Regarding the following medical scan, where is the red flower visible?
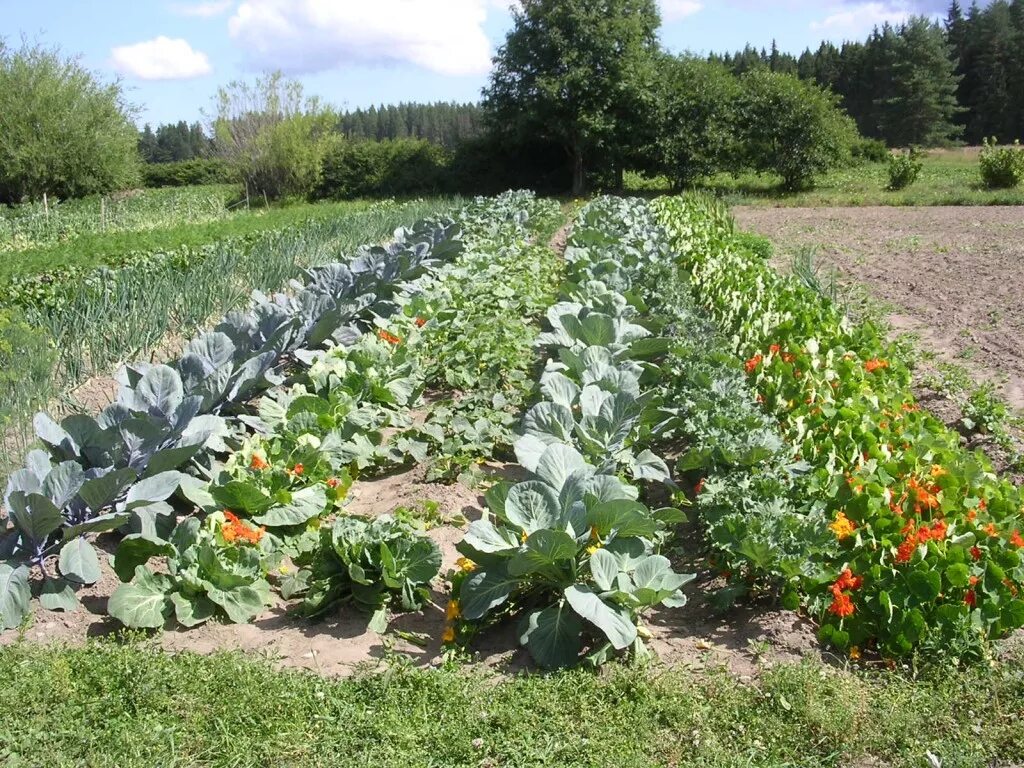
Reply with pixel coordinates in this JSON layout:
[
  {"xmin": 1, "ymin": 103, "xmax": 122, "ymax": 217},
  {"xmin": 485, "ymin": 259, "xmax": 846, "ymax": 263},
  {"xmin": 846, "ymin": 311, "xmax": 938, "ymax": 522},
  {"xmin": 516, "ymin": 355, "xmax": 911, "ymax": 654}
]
[
  {"xmin": 289, "ymin": 463, "xmax": 304, "ymax": 477},
  {"xmin": 964, "ymin": 590, "xmax": 977, "ymax": 608},
  {"xmin": 377, "ymin": 329, "xmax": 402, "ymax": 345},
  {"xmin": 895, "ymin": 536, "xmax": 916, "ymax": 564},
  {"xmin": 694, "ymin": 478, "xmax": 705, "ymax": 495},
  {"xmin": 828, "ymin": 592, "xmax": 855, "ymax": 618},
  {"xmin": 769, "ymin": 344, "xmax": 781, "ymax": 355},
  {"xmin": 415, "ymin": 317, "xmax": 427, "ymax": 328},
  {"xmin": 970, "ymin": 546, "xmax": 982, "ymax": 561},
  {"xmin": 326, "ymin": 477, "xmax": 339, "ymax": 489},
  {"xmin": 250, "ymin": 454, "xmax": 269, "ymax": 471},
  {"xmin": 834, "ymin": 568, "xmax": 863, "ymax": 592},
  {"xmin": 864, "ymin": 359, "xmax": 889, "ymax": 373},
  {"xmin": 744, "ymin": 354, "xmax": 763, "ymax": 374},
  {"xmin": 1011, "ymin": 531, "xmax": 1024, "ymax": 548}
]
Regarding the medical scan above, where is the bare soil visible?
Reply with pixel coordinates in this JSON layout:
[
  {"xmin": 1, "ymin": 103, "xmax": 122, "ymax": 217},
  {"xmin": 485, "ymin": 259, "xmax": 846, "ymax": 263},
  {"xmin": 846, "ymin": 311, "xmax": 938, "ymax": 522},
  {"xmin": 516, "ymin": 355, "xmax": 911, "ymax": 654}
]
[{"xmin": 733, "ymin": 205, "xmax": 1024, "ymax": 410}]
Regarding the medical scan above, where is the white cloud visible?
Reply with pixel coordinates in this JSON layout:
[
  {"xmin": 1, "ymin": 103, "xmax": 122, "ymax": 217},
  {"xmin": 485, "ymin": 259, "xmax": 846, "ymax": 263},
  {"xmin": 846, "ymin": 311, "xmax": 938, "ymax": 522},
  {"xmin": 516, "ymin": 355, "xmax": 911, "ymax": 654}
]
[
  {"xmin": 660, "ymin": 0, "xmax": 704, "ymax": 21},
  {"xmin": 111, "ymin": 36, "xmax": 213, "ymax": 80},
  {"xmin": 810, "ymin": 2, "xmax": 911, "ymax": 33},
  {"xmin": 227, "ymin": 0, "xmax": 494, "ymax": 77},
  {"xmin": 170, "ymin": 1, "xmax": 233, "ymax": 18}
]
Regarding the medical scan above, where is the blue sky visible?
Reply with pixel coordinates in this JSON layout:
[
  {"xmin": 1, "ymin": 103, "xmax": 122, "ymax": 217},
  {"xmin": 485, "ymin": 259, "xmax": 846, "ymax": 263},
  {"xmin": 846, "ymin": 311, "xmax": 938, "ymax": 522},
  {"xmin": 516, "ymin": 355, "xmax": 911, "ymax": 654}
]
[{"xmin": 1, "ymin": 0, "xmax": 960, "ymax": 127}]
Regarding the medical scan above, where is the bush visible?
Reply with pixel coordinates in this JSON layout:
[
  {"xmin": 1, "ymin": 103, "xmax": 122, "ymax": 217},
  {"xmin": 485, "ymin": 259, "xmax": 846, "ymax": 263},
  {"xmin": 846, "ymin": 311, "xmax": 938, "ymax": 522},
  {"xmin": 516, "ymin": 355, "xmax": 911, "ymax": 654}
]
[
  {"xmin": 142, "ymin": 159, "xmax": 233, "ymax": 188},
  {"xmin": 734, "ymin": 231, "xmax": 773, "ymax": 259},
  {"xmin": 0, "ymin": 41, "xmax": 139, "ymax": 204},
  {"xmin": 851, "ymin": 137, "xmax": 889, "ymax": 164},
  {"xmin": 887, "ymin": 148, "xmax": 924, "ymax": 190},
  {"xmin": 979, "ymin": 137, "xmax": 1024, "ymax": 189},
  {"xmin": 735, "ymin": 70, "xmax": 858, "ymax": 191},
  {"xmin": 316, "ymin": 139, "xmax": 449, "ymax": 200}
]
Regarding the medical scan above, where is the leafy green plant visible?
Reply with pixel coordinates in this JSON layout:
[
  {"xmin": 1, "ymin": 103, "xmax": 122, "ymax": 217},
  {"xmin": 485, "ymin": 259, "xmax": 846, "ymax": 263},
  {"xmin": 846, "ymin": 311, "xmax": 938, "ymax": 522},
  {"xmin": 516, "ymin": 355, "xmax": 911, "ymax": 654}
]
[
  {"xmin": 109, "ymin": 513, "xmax": 273, "ymax": 629},
  {"xmin": 452, "ymin": 444, "xmax": 690, "ymax": 668},
  {"xmin": 297, "ymin": 515, "xmax": 441, "ymax": 632},
  {"xmin": 887, "ymin": 148, "xmax": 923, "ymax": 190},
  {"xmin": 979, "ymin": 138, "xmax": 1024, "ymax": 189}
]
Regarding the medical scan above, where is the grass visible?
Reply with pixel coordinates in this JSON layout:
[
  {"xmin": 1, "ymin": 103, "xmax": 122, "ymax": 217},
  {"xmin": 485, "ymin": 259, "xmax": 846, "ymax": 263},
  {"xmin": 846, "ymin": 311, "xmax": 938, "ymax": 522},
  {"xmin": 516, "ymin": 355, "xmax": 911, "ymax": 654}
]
[
  {"xmin": 0, "ymin": 196, "xmax": 458, "ymax": 281},
  {"xmin": 1, "ymin": 639, "xmax": 1023, "ymax": 767},
  {"xmin": 626, "ymin": 148, "xmax": 1024, "ymax": 207}
]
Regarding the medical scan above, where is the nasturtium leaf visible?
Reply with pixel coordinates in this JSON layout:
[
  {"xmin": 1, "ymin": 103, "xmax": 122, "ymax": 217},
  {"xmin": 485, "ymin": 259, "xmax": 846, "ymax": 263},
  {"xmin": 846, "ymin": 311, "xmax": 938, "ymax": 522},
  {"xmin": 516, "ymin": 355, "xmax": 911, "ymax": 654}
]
[
  {"xmin": 564, "ymin": 584, "xmax": 637, "ymax": 650},
  {"xmin": 520, "ymin": 603, "xmax": 583, "ymax": 669},
  {"xmin": 211, "ymin": 481, "xmax": 274, "ymax": 515},
  {"xmin": 944, "ymin": 563, "xmax": 970, "ymax": 589},
  {"xmin": 907, "ymin": 570, "xmax": 942, "ymax": 602},
  {"xmin": 59, "ymin": 538, "xmax": 101, "ymax": 585}
]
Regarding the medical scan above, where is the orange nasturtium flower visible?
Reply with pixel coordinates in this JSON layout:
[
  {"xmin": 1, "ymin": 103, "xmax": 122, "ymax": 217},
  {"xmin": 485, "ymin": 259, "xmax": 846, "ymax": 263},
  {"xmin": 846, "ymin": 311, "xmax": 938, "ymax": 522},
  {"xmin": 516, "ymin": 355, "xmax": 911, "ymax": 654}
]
[
  {"xmin": 1011, "ymin": 530, "xmax": 1024, "ymax": 548},
  {"xmin": 377, "ymin": 329, "xmax": 402, "ymax": 345},
  {"xmin": 829, "ymin": 512, "xmax": 857, "ymax": 541},
  {"xmin": 250, "ymin": 454, "xmax": 269, "ymax": 471},
  {"xmin": 744, "ymin": 354, "xmax": 763, "ymax": 374},
  {"xmin": 222, "ymin": 510, "xmax": 266, "ymax": 546},
  {"xmin": 289, "ymin": 463, "xmax": 305, "ymax": 477},
  {"xmin": 415, "ymin": 317, "xmax": 427, "ymax": 328},
  {"xmin": 864, "ymin": 359, "xmax": 889, "ymax": 373},
  {"xmin": 441, "ymin": 626, "xmax": 456, "ymax": 644},
  {"xmin": 828, "ymin": 592, "xmax": 855, "ymax": 618}
]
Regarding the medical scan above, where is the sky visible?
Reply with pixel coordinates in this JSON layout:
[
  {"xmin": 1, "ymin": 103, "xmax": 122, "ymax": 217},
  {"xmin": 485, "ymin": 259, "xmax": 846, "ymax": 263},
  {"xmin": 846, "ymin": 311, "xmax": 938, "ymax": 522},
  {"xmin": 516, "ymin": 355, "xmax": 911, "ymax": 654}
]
[{"xmin": 1, "ymin": 0, "xmax": 966, "ymax": 127}]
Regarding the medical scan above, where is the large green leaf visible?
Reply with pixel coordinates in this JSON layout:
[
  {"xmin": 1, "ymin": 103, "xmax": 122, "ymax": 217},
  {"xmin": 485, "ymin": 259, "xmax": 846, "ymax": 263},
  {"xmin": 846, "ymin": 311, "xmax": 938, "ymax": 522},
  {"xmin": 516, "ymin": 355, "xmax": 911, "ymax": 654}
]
[
  {"xmin": 586, "ymin": 499, "xmax": 657, "ymax": 539},
  {"xmin": 113, "ymin": 534, "xmax": 176, "ymax": 582},
  {"xmin": 460, "ymin": 568, "xmax": 517, "ymax": 621},
  {"xmin": 7, "ymin": 492, "xmax": 63, "ymax": 545},
  {"xmin": 210, "ymin": 480, "xmax": 274, "ymax": 515},
  {"xmin": 206, "ymin": 583, "xmax": 269, "ymax": 624},
  {"xmin": 401, "ymin": 538, "xmax": 442, "ymax": 584},
  {"xmin": 534, "ymin": 444, "xmax": 592, "ymax": 494},
  {"xmin": 41, "ymin": 461, "xmax": 86, "ymax": 509},
  {"xmin": 508, "ymin": 529, "xmax": 578, "ymax": 580},
  {"xmin": 564, "ymin": 584, "xmax": 637, "ymax": 650},
  {"xmin": 461, "ymin": 520, "xmax": 520, "ymax": 555},
  {"xmin": 0, "ymin": 563, "xmax": 31, "ymax": 630},
  {"xmin": 503, "ymin": 481, "xmax": 562, "ymax": 534},
  {"xmin": 125, "ymin": 471, "xmax": 184, "ymax": 509},
  {"xmin": 63, "ymin": 512, "xmax": 131, "ymax": 540},
  {"xmin": 59, "ymin": 538, "xmax": 101, "ymax": 585},
  {"xmin": 253, "ymin": 486, "xmax": 326, "ymax": 527},
  {"xmin": 907, "ymin": 570, "xmax": 942, "ymax": 602},
  {"xmin": 108, "ymin": 566, "xmax": 172, "ymax": 629},
  {"xmin": 40, "ymin": 577, "xmax": 79, "ymax": 612},
  {"xmin": 520, "ymin": 603, "xmax": 583, "ymax": 669},
  {"xmin": 589, "ymin": 548, "xmax": 619, "ymax": 591}
]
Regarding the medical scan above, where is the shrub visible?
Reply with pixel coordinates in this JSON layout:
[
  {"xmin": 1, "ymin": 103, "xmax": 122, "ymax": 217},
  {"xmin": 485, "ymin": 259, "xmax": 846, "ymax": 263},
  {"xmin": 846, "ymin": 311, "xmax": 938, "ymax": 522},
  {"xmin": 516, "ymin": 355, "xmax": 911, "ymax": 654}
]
[
  {"xmin": 735, "ymin": 70, "xmax": 858, "ymax": 191},
  {"xmin": 887, "ymin": 148, "xmax": 924, "ymax": 190},
  {"xmin": 0, "ymin": 41, "xmax": 139, "ymax": 204},
  {"xmin": 142, "ymin": 159, "xmax": 234, "ymax": 188},
  {"xmin": 316, "ymin": 139, "xmax": 449, "ymax": 200},
  {"xmin": 979, "ymin": 138, "xmax": 1024, "ymax": 189},
  {"xmin": 851, "ymin": 137, "xmax": 890, "ymax": 164},
  {"xmin": 734, "ymin": 231, "xmax": 773, "ymax": 259}
]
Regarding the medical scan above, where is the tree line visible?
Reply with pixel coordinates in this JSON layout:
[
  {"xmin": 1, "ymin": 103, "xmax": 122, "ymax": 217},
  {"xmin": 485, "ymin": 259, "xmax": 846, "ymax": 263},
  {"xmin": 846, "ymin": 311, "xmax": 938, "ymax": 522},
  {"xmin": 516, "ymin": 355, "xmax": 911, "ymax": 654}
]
[{"xmin": 713, "ymin": 1, "xmax": 1024, "ymax": 147}]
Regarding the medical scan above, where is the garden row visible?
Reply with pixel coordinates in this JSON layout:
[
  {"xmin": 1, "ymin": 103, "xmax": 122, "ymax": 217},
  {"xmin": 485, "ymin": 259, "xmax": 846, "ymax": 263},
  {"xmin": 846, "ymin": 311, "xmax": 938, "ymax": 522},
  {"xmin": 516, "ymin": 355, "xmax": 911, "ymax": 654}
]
[
  {"xmin": 0, "ymin": 191, "xmax": 561, "ymax": 636},
  {"xmin": 652, "ymin": 195, "xmax": 1024, "ymax": 662},
  {"xmin": 0, "ymin": 198, "xmax": 453, "ymax": 474}
]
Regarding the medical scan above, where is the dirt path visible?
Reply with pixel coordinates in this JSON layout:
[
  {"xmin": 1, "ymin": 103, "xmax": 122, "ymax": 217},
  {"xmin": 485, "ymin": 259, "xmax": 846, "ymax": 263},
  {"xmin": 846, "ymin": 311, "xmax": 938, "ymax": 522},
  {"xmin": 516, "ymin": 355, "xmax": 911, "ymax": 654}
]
[{"xmin": 734, "ymin": 206, "xmax": 1024, "ymax": 412}]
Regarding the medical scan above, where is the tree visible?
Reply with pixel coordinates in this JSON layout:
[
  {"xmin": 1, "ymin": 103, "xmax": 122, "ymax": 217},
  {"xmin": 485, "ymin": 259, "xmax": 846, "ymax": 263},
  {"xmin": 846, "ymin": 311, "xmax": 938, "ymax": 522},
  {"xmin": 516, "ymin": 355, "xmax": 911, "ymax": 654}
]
[
  {"xmin": 212, "ymin": 71, "xmax": 336, "ymax": 200},
  {"xmin": 876, "ymin": 18, "xmax": 962, "ymax": 146},
  {"xmin": 0, "ymin": 40, "xmax": 139, "ymax": 204},
  {"xmin": 736, "ymin": 69, "xmax": 857, "ymax": 190},
  {"xmin": 653, "ymin": 56, "xmax": 740, "ymax": 188},
  {"xmin": 484, "ymin": 0, "xmax": 662, "ymax": 195}
]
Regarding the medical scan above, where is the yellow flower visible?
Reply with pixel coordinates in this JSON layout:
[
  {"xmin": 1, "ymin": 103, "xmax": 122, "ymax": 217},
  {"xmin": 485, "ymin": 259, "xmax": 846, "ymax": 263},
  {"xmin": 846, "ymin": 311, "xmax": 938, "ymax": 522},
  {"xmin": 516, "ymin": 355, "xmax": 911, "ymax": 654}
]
[
  {"xmin": 849, "ymin": 646, "xmax": 861, "ymax": 660},
  {"xmin": 441, "ymin": 626, "xmax": 456, "ymax": 644},
  {"xmin": 931, "ymin": 464, "xmax": 948, "ymax": 478},
  {"xmin": 455, "ymin": 556, "xmax": 477, "ymax": 573},
  {"xmin": 586, "ymin": 545, "xmax": 602, "ymax": 555},
  {"xmin": 446, "ymin": 600, "xmax": 461, "ymax": 621},
  {"xmin": 829, "ymin": 511, "xmax": 856, "ymax": 541},
  {"xmin": 520, "ymin": 531, "xmax": 528, "ymax": 544},
  {"xmin": 588, "ymin": 525, "xmax": 601, "ymax": 543}
]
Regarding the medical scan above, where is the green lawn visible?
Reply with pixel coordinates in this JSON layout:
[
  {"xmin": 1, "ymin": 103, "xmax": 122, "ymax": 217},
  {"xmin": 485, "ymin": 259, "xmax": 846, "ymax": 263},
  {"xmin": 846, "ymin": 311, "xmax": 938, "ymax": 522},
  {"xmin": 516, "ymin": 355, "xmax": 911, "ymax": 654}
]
[
  {"xmin": 627, "ymin": 149, "xmax": 1024, "ymax": 207},
  {"xmin": 1, "ymin": 640, "xmax": 1022, "ymax": 767}
]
